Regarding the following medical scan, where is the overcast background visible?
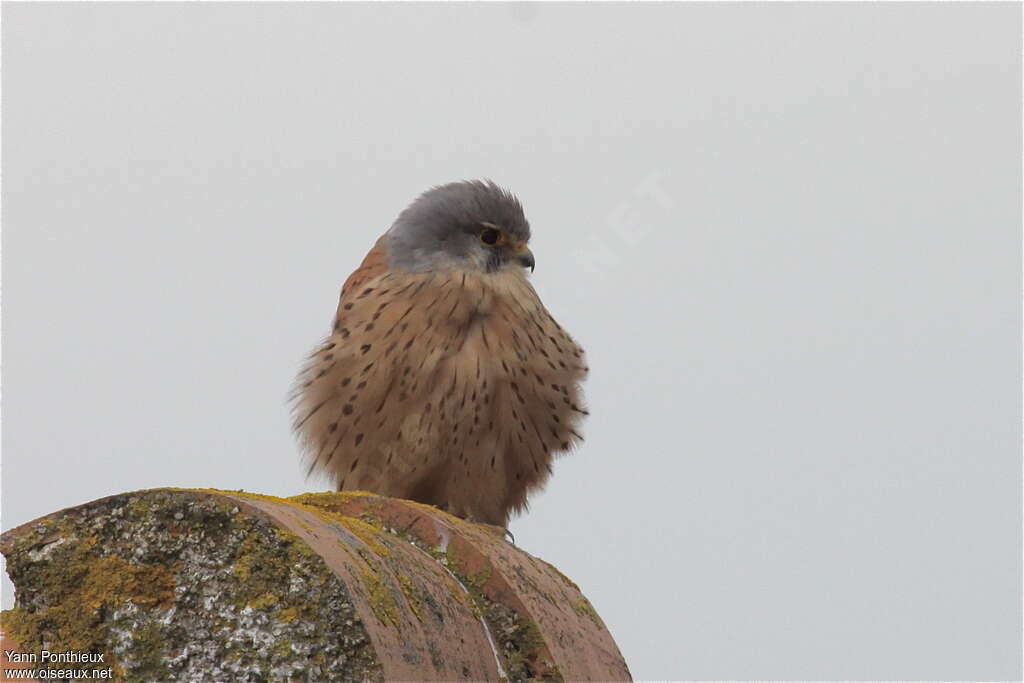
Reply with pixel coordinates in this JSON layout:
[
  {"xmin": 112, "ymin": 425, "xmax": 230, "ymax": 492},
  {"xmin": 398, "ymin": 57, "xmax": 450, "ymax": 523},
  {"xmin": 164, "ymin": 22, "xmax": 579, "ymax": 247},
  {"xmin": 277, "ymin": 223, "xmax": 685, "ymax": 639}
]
[{"xmin": 2, "ymin": 3, "xmax": 1021, "ymax": 680}]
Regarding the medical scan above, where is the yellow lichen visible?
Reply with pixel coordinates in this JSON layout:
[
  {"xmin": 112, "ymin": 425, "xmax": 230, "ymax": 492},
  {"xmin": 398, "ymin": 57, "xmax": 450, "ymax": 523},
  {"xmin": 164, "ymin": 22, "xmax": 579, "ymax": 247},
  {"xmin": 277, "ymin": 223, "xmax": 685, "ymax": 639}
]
[
  {"xmin": 535, "ymin": 557, "xmax": 582, "ymax": 593},
  {"xmin": 187, "ymin": 488, "xmax": 295, "ymax": 507},
  {"xmin": 465, "ymin": 566, "xmax": 492, "ymax": 594},
  {"xmin": 195, "ymin": 488, "xmax": 397, "ymax": 561},
  {"xmin": 4, "ymin": 490, "xmax": 387, "ymax": 681},
  {"xmin": 358, "ymin": 556, "xmax": 400, "ymax": 628},
  {"xmin": 396, "ymin": 573, "xmax": 424, "ymax": 621},
  {"xmin": 290, "ymin": 490, "xmax": 382, "ymax": 507},
  {"xmin": 248, "ymin": 593, "xmax": 279, "ymax": 610},
  {"xmin": 271, "ymin": 638, "xmax": 295, "ymax": 658},
  {"xmin": 503, "ymin": 616, "xmax": 548, "ymax": 679},
  {"xmin": 275, "ymin": 606, "xmax": 300, "ymax": 624},
  {"xmin": 338, "ymin": 517, "xmax": 391, "ymax": 557},
  {"xmin": 572, "ymin": 598, "xmax": 605, "ymax": 629},
  {"xmin": 0, "ymin": 529, "xmax": 175, "ymax": 680},
  {"xmin": 232, "ymin": 526, "xmax": 320, "ymax": 615}
]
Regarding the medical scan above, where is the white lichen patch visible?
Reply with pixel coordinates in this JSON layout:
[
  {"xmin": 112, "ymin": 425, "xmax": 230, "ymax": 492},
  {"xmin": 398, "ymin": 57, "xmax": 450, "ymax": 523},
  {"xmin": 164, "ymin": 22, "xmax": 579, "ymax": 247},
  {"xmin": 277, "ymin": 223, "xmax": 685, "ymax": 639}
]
[
  {"xmin": 2, "ymin": 490, "xmax": 384, "ymax": 683},
  {"xmin": 27, "ymin": 536, "xmax": 69, "ymax": 562}
]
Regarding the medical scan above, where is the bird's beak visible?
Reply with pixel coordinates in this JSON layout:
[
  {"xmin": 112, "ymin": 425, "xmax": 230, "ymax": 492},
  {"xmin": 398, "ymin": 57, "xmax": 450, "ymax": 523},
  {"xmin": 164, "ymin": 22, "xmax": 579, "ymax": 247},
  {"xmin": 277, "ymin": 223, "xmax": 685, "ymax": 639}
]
[{"xmin": 513, "ymin": 243, "xmax": 535, "ymax": 272}]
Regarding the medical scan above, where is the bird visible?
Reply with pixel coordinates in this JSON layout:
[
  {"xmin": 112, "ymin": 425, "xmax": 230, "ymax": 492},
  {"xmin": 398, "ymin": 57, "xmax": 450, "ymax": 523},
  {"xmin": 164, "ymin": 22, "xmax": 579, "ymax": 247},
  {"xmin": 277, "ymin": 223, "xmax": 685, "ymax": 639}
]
[{"xmin": 291, "ymin": 180, "xmax": 588, "ymax": 528}]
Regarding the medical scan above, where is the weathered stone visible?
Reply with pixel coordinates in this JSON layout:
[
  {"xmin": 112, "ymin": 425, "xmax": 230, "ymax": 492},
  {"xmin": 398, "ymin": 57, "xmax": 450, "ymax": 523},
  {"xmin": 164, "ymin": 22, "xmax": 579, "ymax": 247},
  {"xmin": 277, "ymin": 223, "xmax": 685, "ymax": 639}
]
[{"xmin": 1, "ymin": 489, "xmax": 630, "ymax": 682}]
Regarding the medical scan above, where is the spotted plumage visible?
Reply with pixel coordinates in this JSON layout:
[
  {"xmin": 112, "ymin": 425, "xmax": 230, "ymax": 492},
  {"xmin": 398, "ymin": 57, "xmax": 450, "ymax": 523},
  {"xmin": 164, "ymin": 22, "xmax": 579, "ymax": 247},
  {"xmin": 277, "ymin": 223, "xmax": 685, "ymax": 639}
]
[{"xmin": 292, "ymin": 181, "xmax": 587, "ymax": 527}]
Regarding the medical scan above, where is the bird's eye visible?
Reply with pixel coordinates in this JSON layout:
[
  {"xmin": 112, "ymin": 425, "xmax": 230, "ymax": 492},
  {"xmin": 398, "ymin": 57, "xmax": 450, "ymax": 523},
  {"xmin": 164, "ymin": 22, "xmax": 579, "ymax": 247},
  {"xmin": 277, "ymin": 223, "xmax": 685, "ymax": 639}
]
[{"xmin": 480, "ymin": 228, "xmax": 500, "ymax": 246}]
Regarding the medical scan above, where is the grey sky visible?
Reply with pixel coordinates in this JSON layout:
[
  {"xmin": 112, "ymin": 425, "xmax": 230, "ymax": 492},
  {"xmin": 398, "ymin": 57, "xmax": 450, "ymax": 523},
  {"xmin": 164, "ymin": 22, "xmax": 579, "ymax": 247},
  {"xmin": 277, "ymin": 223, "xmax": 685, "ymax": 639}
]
[{"xmin": 2, "ymin": 3, "xmax": 1021, "ymax": 680}]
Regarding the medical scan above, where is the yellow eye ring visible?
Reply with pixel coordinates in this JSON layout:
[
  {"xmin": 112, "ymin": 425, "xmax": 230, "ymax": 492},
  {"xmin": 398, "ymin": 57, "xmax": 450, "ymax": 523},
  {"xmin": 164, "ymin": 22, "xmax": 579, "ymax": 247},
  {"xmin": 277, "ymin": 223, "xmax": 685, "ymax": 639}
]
[{"xmin": 480, "ymin": 227, "xmax": 501, "ymax": 246}]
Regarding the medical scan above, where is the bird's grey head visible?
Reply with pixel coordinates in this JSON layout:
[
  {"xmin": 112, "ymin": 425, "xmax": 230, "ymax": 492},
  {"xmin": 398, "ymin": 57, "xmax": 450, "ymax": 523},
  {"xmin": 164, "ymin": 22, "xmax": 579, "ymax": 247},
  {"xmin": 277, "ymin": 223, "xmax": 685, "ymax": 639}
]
[{"xmin": 385, "ymin": 180, "xmax": 535, "ymax": 274}]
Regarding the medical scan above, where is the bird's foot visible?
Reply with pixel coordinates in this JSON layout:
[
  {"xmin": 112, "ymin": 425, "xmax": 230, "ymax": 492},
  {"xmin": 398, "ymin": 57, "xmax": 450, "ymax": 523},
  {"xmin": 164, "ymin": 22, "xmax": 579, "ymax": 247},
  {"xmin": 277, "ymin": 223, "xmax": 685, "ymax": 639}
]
[{"xmin": 473, "ymin": 522, "xmax": 515, "ymax": 544}]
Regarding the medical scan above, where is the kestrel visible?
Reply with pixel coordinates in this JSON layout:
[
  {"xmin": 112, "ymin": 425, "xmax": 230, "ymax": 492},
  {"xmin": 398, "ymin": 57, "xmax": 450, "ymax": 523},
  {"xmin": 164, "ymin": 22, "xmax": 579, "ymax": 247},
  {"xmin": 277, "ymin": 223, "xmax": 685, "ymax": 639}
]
[{"xmin": 292, "ymin": 181, "xmax": 588, "ymax": 527}]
